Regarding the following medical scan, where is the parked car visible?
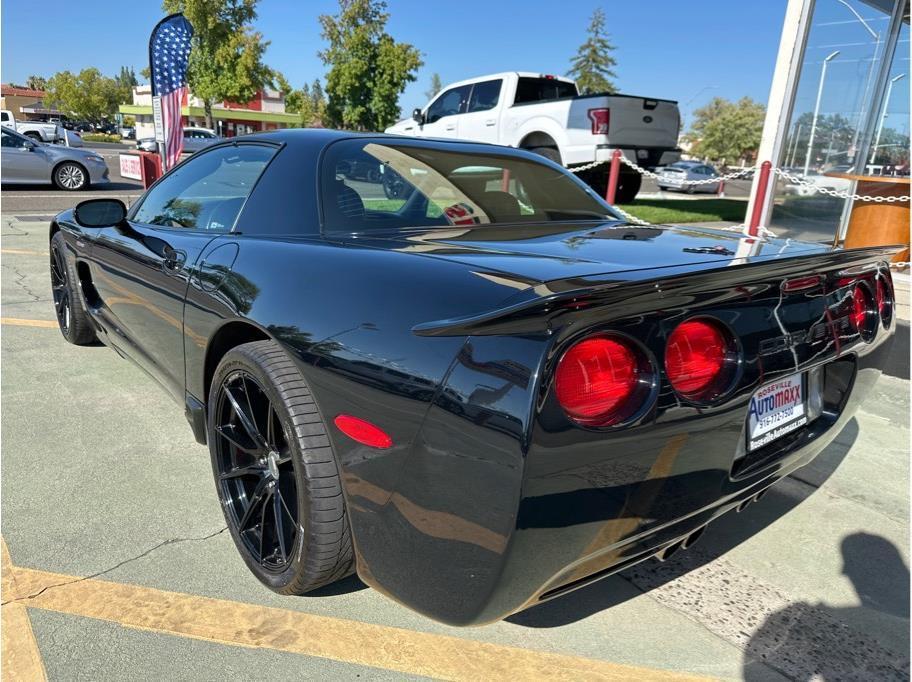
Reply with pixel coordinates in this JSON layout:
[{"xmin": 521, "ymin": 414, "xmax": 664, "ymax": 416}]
[
  {"xmin": 1, "ymin": 126, "xmax": 108, "ymax": 190},
  {"xmin": 137, "ymin": 127, "xmax": 220, "ymax": 154},
  {"xmin": 781, "ymin": 171, "xmax": 852, "ymax": 197},
  {"xmin": 385, "ymin": 71, "xmax": 681, "ymax": 202},
  {"xmin": 657, "ymin": 160, "xmax": 722, "ymax": 193},
  {"xmin": 1, "ymin": 109, "xmax": 64, "ymax": 143},
  {"xmin": 120, "ymin": 127, "xmax": 136, "ymax": 140},
  {"xmin": 49, "ymin": 129, "xmax": 896, "ymax": 626},
  {"xmin": 61, "ymin": 129, "xmax": 84, "ymax": 148}
]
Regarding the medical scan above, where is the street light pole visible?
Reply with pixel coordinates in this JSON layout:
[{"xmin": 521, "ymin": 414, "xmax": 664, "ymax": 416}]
[
  {"xmin": 803, "ymin": 50, "xmax": 840, "ymax": 177},
  {"xmin": 836, "ymin": 0, "xmax": 880, "ymax": 163},
  {"xmin": 869, "ymin": 73, "xmax": 906, "ymax": 165},
  {"xmin": 788, "ymin": 122, "xmax": 803, "ymax": 167}
]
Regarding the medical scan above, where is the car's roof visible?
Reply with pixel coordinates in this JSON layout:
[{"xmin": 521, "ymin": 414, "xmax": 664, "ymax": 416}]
[{"xmin": 236, "ymin": 127, "xmax": 545, "ymax": 155}]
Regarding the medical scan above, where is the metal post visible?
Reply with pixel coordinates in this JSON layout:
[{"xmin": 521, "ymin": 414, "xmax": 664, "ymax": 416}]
[
  {"xmin": 788, "ymin": 123, "xmax": 803, "ymax": 168},
  {"xmin": 870, "ymin": 73, "xmax": 905, "ymax": 164},
  {"xmin": 804, "ymin": 50, "xmax": 840, "ymax": 177},
  {"xmin": 606, "ymin": 149, "xmax": 622, "ymax": 204},
  {"xmin": 501, "ymin": 168, "xmax": 511, "ymax": 192},
  {"xmin": 748, "ymin": 161, "xmax": 772, "ymax": 236}
]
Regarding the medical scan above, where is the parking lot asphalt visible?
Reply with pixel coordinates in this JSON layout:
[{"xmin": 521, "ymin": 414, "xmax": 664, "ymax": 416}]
[{"xmin": 0, "ymin": 189, "xmax": 909, "ymax": 680}]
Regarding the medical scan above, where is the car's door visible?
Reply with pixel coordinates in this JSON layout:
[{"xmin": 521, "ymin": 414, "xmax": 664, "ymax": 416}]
[
  {"xmin": 1, "ymin": 128, "xmax": 50, "ymax": 183},
  {"xmin": 420, "ymin": 84, "xmax": 471, "ymax": 139},
  {"xmin": 87, "ymin": 142, "xmax": 277, "ymax": 400},
  {"xmin": 456, "ymin": 79, "xmax": 503, "ymax": 144}
]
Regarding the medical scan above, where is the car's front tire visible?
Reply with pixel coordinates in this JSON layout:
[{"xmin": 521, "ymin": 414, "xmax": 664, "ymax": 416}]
[
  {"xmin": 208, "ymin": 340, "xmax": 354, "ymax": 595},
  {"xmin": 50, "ymin": 231, "xmax": 97, "ymax": 345},
  {"xmin": 53, "ymin": 162, "xmax": 88, "ymax": 191}
]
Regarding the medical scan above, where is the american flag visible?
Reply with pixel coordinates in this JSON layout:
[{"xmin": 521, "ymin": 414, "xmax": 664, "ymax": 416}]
[{"xmin": 149, "ymin": 14, "xmax": 194, "ymax": 170}]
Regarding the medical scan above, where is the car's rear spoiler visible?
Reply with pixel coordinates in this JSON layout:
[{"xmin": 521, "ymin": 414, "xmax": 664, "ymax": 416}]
[{"xmin": 412, "ymin": 246, "xmax": 901, "ymax": 337}]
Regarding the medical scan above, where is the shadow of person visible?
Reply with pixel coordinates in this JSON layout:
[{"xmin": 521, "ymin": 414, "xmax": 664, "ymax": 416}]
[
  {"xmin": 742, "ymin": 533, "xmax": 910, "ymax": 681},
  {"xmin": 508, "ymin": 419, "xmax": 859, "ymax": 628}
]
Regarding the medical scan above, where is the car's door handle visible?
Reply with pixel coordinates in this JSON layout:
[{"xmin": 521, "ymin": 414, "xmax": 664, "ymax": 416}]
[
  {"xmin": 484, "ymin": 119, "xmax": 496, "ymax": 126},
  {"xmin": 445, "ymin": 124, "xmax": 456, "ymax": 131}
]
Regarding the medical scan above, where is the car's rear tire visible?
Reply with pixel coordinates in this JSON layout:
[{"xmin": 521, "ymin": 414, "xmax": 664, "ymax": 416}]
[
  {"xmin": 580, "ymin": 168, "xmax": 643, "ymax": 204},
  {"xmin": 208, "ymin": 340, "xmax": 354, "ymax": 595},
  {"xmin": 53, "ymin": 162, "xmax": 88, "ymax": 191},
  {"xmin": 50, "ymin": 231, "xmax": 97, "ymax": 345},
  {"xmin": 528, "ymin": 146, "xmax": 562, "ymax": 165},
  {"xmin": 25, "ymin": 131, "xmax": 41, "ymax": 142}
]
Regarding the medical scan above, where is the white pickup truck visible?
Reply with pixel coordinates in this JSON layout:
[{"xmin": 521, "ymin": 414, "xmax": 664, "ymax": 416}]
[
  {"xmin": 1, "ymin": 110, "xmax": 64, "ymax": 144},
  {"xmin": 385, "ymin": 72, "xmax": 681, "ymax": 202}
]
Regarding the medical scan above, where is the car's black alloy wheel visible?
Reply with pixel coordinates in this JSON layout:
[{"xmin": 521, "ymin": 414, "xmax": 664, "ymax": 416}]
[
  {"xmin": 208, "ymin": 341, "xmax": 354, "ymax": 594},
  {"xmin": 50, "ymin": 231, "xmax": 96, "ymax": 345}
]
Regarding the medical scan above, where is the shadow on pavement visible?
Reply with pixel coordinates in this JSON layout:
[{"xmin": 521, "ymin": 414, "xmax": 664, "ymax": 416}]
[
  {"xmin": 742, "ymin": 533, "xmax": 909, "ymax": 680},
  {"xmin": 507, "ymin": 418, "xmax": 859, "ymax": 628},
  {"xmin": 302, "ymin": 572, "xmax": 368, "ymax": 597},
  {"xmin": 884, "ymin": 321, "xmax": 910, "ymax": 380}
]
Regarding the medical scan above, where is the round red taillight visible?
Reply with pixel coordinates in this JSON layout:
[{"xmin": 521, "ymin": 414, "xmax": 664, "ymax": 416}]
[
  {"xmin": 665, "ymin": 319, "xmax": 731, "ymax": 400},
  {"xmin": 555, "ymin": 335, "xmax": 644, "ymax": 425},
  {"xmin": 852, "ymin": 283, "xmax": 874, "ymax": 339}
]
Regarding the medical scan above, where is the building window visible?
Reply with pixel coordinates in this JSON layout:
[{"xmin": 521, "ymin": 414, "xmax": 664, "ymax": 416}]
[{"xmin": 769, "ymin": 0, "xmax": 907, "ymax": 242}]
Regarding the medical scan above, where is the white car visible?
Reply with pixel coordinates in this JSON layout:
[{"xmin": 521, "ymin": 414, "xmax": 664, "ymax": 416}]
[
  {"xmin": 385, "ymin": 72, "xmax": 681, "ymax": 202},
  {"xmin": 137, "ymin": 127, "xmax": 220, "ymax": 154}
]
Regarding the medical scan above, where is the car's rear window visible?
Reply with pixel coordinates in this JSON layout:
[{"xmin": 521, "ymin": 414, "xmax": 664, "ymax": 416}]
[
  {"xmin": 320, "ymin": 139, "xmax": 615, "ymax": 233},
  {"xmin": 513, "ymin": 77, "xmax": 578, "ymax": 104}
]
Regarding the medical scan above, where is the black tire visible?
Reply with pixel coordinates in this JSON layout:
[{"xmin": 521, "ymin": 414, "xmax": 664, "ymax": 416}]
[
  {"xmin": 686, "ymin": 184, "xmax": 696, "ymax": 195},
  {"xmin": 579, "ymin": 168, "xmax": 643, "ymax": 204},
  {"xmin": 53, "ymin": 161, "xmax": 89, "ymax": 191},
  {"xmin": 529, "ymin": 146, "xmax": 562, "ymax": 165},
  {"xmin": 25, "ymin": 131, "xmax": 42, "ymax": 142},
  {"xmin": 382, "ymin": 169, "xmax": 412, "ymax": 200},
  {"xmin": 50, "ymin": 231, "xmax": 97, "ymax": 345},
  {"xmin": 613, "ymin": 171, "xmax": 642, "ymax": 204},
  {"xmin": 208, "ymin": 341, "xmax": 354, "ymax": 595}
]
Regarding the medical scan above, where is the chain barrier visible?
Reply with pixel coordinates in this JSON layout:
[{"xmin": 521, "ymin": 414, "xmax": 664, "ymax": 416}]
[
  {"xmin": 569, "ymin": 155, "xmax": 911, "ymax": 202},
  {"xmin": 771, "ymin": 167, "xmax": 910, "ymax": 203}
]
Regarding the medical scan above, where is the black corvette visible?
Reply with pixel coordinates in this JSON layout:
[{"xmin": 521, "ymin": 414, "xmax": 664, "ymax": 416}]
[{"xmin": 50, "ymin": 129, "xmax": 896, "ymax": 625}]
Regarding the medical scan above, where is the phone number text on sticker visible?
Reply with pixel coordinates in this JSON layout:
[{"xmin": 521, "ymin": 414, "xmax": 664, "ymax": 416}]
[{"xmin": 747, "ymin": 374, "xmax": 806, "ymax": 451}]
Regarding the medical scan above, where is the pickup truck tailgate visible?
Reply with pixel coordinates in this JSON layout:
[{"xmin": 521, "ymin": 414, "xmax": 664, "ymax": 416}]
[{"xmin": 575, "ymin": 95, "xmax": 680, "ymax": 149}]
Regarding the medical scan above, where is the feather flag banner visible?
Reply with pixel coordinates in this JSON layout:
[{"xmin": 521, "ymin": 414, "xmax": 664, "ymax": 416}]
[{"xmin": 149, "ymin": 13, "xmax": 194, "ymax": 170}]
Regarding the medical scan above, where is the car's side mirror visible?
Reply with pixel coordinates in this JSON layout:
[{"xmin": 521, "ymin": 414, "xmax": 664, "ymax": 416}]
[
  {"xmin": 412, "ymin": 108, "xmax": 424, "ymax": 125},
  {"xmin": 74, "ymin": 198, "xmax": 127, "ymax": 228}
]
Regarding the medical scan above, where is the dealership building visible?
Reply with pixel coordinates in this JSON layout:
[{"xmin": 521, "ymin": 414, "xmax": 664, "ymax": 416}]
[
  {"xmin": 119, "ymin": 85, "xmax": 301, "ymax": 139},
  {"xmin": 748, "ymin": 0, "xmax": 909, "ymax": 247}
]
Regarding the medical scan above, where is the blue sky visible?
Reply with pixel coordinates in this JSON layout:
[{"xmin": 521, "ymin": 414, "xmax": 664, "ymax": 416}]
[{"xmin": 1, "ymin": 1, "xmax": 788, "ymax": 126}]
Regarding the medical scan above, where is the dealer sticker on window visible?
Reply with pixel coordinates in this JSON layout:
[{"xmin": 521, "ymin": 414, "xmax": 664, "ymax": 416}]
[{"xmin": 747, "ymin": 373, "xmax": 806, "ymax": 452}]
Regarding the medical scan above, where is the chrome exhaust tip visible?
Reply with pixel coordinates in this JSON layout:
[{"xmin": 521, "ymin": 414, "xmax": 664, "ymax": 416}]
[
  {"xmin": 656, "ymin": 539, "xmax": 684, "ymax": 562},
  {"xmin": 681, "ymin": 525, "xmax": 706, "ymax": 550}
]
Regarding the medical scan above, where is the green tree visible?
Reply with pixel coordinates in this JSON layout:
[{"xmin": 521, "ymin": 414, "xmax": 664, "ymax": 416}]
[
  {"xmin": 319, "ymin": 0, "xmax": 423, "ymax": 131},
  {"xmin": 161, "ymin": 0, "xmax": 274, "ymax": 128},
  {"xmin": 568, "ymin": 8, "xmax": 618, "ymax": 94},
  {"xmin": 424, "ymin": 72, "xmax": 442, "ymax": 101},
  {"xmin": 687, "ymin": 96, "xmax": 766, "ymax": 164},
  {"xmin": 115, "ymin": 66, "xmax": 138, "ymax": 104},
  {"xmin": 25, "ymin": 75, "xmax": 47, "ymax": 91},
  {"xmin": 45, "ymin": 69, "xmax": 123, "ymax": 122}
]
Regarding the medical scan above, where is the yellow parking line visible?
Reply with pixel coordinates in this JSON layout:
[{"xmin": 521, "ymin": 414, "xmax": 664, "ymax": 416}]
[
  {"xmin": 8, "ymin": 563, "xmax": 701, "ymax": 681},
  {"xmin": 1, "ymin": 248, "xmax": 49, "ymax": 256},
  {"xmin": 1, "ymin": 540, "xmax": 48, "ymax": 681},
  {"xmin": 0, "ymin": 318, "xmax": 57, "ymax": 328}
]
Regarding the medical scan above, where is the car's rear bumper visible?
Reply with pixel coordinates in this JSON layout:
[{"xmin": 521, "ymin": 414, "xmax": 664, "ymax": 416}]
[{"xmin": 349, "ymin": 331, "xmax": 892, "ymax": 626}]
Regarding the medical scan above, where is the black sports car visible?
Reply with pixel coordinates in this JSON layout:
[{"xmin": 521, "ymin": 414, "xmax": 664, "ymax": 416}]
[{"xmin": 50, "ymin": 129, "xmax": 897, "ymax": 625}]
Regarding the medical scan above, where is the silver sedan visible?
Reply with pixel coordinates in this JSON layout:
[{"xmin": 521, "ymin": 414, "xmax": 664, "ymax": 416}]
[
  {"xmin": 136, "ymin": 127, "xmax": 221, "ymax": 155},
  {"xmin": 1, "ymin": 126, "xmax": 109, "ymax": 190},
  {"xmin": 656, "ymin": 161, "xmax": 722, "ymax": 194}
]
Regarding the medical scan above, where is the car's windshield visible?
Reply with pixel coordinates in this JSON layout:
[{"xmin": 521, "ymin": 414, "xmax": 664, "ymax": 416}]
[{"xmin": 320, "ymin": 139, "xmax": 617, "ymax": 233}]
